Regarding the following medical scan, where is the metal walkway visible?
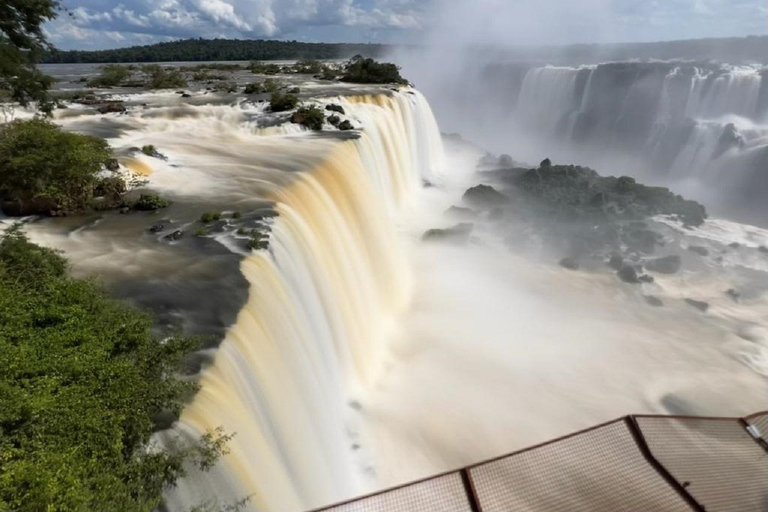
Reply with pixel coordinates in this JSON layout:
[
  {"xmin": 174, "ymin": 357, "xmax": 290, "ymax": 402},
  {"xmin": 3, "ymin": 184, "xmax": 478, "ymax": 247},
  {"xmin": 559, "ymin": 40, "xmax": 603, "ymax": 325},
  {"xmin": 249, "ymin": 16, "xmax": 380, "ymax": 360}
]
[{"xmin": 310, "ymin": 412, "xmax": 768, "ymax": 512}]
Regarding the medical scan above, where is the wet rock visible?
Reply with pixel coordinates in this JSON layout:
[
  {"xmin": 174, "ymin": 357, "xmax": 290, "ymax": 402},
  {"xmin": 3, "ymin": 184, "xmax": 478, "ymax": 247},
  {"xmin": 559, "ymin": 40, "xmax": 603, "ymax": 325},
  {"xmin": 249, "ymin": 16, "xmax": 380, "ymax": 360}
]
[
  {"xmin": 328, "ymin": 115, "xmax": 341, "ymax": 127},
  {"xmin": 338, "ymin": 120, "xmax": 354, "ymax": 131},
  {"xmin": 624, "ymin": 228, "xmax": 661, "ymax": 254},
  {"xmin": 463, "ymin": 184, "xmax": 507, "ymax": 209},
  {"xmin": 607, "ymin": 253, "xmax": 624, "ymax": 271},
  {"xmin": 97, "ymin": 102, "xmax": 127, "ymax": 114},
  {"xmin": 729, "ymin": 242, "xmax": 741, "ymax": 249},
  {"xmin": 181, "ymin": 93, "xmax": 192, "ymax": 98},
  {"xmin": 645, "ymin": 296, "xmax": 664, "ymax": 307},
  {"xmin": 646, "ymin": 255, "xmax": 682, "ymax": 274},
  {"xmin": 559, "ymin": 258, "xmax": 579, "ymax": 271},
  {"xmin": 325, "ymin": 104, "xmax": 345, "ymax": 115},
  {"xmin": 688, "ymin": 246, "xmax": 709, "ymax": 257},
  {"xmin": 105, "ymin": 158, "xmax": 120, "ymax": 172},
  {"xmin": 685, "ymin": 299, "xmax": 710, "ymax": 312},
  {"xmin": 422, "ymin": 223, "xmax": 474, "ymax": 245},
  {"xmin": 165, "ymin": 230, "xmax": 184, "ymax": 241},
  {"xmin": 639, "ymin": 274, "xmax": 655, "ymax": 284},
  {"xmin": 726, "ymin": 289, "xmax": 741, "ymax": 302},
  {"xmin": 149, "ymin": 223, "xmax": 165, "ymax": 233},
  {"xmin": 618, "ymin": 265, "xmax": 641, "ymax": 284}
]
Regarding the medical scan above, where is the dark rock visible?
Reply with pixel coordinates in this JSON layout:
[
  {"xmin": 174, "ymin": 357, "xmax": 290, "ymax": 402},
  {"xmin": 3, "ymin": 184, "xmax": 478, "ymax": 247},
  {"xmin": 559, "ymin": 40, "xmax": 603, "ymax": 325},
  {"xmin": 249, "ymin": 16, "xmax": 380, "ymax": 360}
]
[
  {"xmin": 181, "ymin": 93, "xmax": 192, "ymax": 98},
  {"xmin": 607, "ymin": 253, "xmax": 624, "ymax": 270},
  {"xmin": 646, "ymin": 255, "xmax": 682, "ymax": 274},
  {"xmin": 325, "ymin": 103, "xmax": 345, "ymax": 115},
  {"xmin": 165, "ymin": 230, "xmax": 184, "ymax": 241},
  {"xmin": 685, "ymin": 299, "xmax": 710, "ymax": 312},
  {"xmin": 97, "ymin": 102, "xmax": 126, "ymax": 114},
  {"xmin": 540, "ymin": 158, "xmax": 552, "ymax": 168},
  {"xmin": 688, "ymin": 246, "xmax": 709, "ymax": 257},
  {"xmin": 729, "ymin": 242, "xmax": 741, "ymax": 249},
  {"xmin": 149, "ymin": 223, "xmax": 165, "ymax": 233},
  {"xmin": 105, "ymin": 158, "xmax": 120, "ymax": 171},
  {"xmin": 726, "ymin": 289, "xmax": 741, "ymax": 302},
  {"xmin": 328, "ymin": 115, "xmax": 341, "ymax": 127},
  {"xmin": 624, "ymin": 228, "xmax": 661, "ymax": 254},
  {"xmin": 618, "ymin": 265, "xmax": 641, "ymax": 284},
  {"xmin": 463, "ymin": 184, "xmax": 506, "ymax": 208},
  {"xmin": 559, "ymin": 258, "xmax": 579, "ymax": 271},
  {"xmin": 759, "ymin": 246, "xmax": 768, "ymax": 254},
  {"xmin": 639, "ymin": 274, "xmax": 655, "ymax": 283},
  {"xmin": 422, "ymin": 223, "xmax": 474, "ymax": 245},
  {"xmin": 645, "ymin": 296, "xmax": 664, "ymax": 307},
  {"xmin": 338, "ymin": 120, "xmax": 354, "ymax": 131}
]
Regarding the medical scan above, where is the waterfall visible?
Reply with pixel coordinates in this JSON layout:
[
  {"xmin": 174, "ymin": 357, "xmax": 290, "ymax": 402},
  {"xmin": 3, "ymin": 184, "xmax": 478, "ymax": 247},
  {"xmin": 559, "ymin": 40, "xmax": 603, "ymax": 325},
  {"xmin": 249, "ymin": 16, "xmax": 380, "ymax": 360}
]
[{"xmin": 162, "ymin": 90, "xmax": 444, "ymax": 512}]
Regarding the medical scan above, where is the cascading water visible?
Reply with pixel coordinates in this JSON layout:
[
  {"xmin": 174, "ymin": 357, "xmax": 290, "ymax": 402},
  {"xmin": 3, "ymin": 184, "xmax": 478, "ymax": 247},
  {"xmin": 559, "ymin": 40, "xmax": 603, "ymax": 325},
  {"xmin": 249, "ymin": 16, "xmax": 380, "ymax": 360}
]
[{"xmin": 162, "ymin": 91, "xmax": 444, "ymax": 512}]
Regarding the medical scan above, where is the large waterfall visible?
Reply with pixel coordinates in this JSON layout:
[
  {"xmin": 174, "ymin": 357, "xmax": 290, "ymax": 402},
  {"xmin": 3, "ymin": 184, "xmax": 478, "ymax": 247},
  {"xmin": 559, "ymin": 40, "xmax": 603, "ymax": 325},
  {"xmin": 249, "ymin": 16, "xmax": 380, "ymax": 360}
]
[{"xmin": 162, "ymin": 91, "xmax": 444, "ymax": 512}]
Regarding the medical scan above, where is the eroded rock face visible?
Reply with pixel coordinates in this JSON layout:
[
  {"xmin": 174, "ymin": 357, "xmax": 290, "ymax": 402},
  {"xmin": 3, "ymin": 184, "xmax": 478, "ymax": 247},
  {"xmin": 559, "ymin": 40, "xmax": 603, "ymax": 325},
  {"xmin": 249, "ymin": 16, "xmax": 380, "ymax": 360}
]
[{"xmin": 462, "ymin": 185, "xmax": 507, "ymax": 209}]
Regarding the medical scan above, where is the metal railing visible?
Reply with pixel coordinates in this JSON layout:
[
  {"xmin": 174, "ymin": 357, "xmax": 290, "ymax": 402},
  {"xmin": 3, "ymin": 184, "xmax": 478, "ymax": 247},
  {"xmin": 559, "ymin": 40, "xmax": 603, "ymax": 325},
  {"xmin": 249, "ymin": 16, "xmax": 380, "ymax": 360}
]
[{"xmin": 310, "ymin": 411, "xmax": 768, "ymax": 512}]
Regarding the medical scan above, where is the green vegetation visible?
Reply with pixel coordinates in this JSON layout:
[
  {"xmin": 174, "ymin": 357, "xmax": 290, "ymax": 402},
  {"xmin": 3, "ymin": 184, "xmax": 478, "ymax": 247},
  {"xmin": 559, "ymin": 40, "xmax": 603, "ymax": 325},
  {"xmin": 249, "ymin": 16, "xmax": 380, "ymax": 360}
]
[
  {"xmin": 86, "ymin": 64, "xmax": 131, "ymax": 88},
  {"xmin": 0, "ymin": 226, "xmax": 230, "ymax": 512},
  {"xmin": 201, "ymin": 211, "xmax": 222, "ymax": 223},
  {"xmin": 213, "ymin": 82, "xmax": 238, "ymax": 93},
  {"xmin": 249, "ymin": 61, "xmax": 282, "ymax": 75},
  {"xmin": 132, "ymin": 194, "xmax": 170, "ymax": 211},
  {"xmin": 232, "ymin": 211, "xmax": 242, "ymax": 219},
  {"xmin": 291, "ymin": 105, "xmax": 325, "ymax": 131},
  {"xmin": 269, "ymin": 92, "xmax": 299, "ymax": 112},
  {"xmin": 195, "ymin": 227, "xmax": 210, "ymax": 237},
  {"xmin": 341, "ymin": 55, "xmax": 408, "ymax": 85},
  {"xmin": 141, "ymin": 65, "xmax": 188, "ymax": 89},
  {"xmin": 0, "ymin": 119, "xmax": 112, "ymax": 215},
  {"xmin": 0, "ymin": 0, "xmax": 60, "ymax": 113},
  {"xmin": 141, "ymin": 145, "xmax": 164, "ymax": 159},
  {"xmin": 243, "ymin": 82, "xmax": 265, "ymax": 94},
  {"xmin": 292, "ymin": 59, "xmax": 325, "ymax": 74}
]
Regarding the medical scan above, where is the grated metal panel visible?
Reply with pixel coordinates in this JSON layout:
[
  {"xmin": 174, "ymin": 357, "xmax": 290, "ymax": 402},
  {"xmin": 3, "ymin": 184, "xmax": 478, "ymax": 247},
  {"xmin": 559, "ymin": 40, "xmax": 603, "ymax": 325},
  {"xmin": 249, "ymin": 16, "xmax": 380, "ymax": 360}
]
[
  {"xmin": 315, "ymin": 472, "xmax": 473, "ymax": 512},
  {"xmin": 636, "ymin": 417, "xmax": 768, "ymax": 512},
  {"xmin": 468, "ymin": 420, "xmax": 693, "ymax": 512},
  {"xmin": 746, "ymin": 413, "xmax": 768, "ymax": 444}
]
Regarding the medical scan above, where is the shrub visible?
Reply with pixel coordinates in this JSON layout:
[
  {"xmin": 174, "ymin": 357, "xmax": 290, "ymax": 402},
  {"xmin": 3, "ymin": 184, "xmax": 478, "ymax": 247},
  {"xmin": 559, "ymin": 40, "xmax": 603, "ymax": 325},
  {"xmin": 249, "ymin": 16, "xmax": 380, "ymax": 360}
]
[
  {"xmin": 86, "ymin": 65, "xmax": 131, "ymax": 88},
  {"xmin": 195, "ymin": 227, "xmax": 209, "ymax": 237},
  {"xmin": 244, "ymin": 82, "xmax": 265, "ymax": 94},
  {"xmin": 262, "ymin": 78, "xmax": 281, "ymax": 93},
  {"xmin": 141, "ymin": 145, "xmax": 162, "ymax": 158},
  {"xmin": 341, "ymin": 55, "xmax": 408, "ymax": 85},
  {"xmin": 232, "ymin": 211, "xmax": 242, "ymax": 219},
  {"xmin": 0, "ymin": 119, "xmax": 112, "ymax": 215},
  {"xmin": 290, "ymin": 105, "xmax": 325, "ymax": 131},
  {"xmin": 269, "ymin": 92, "xmax": 299, "ymax": 113},
  {"xmin": 132, "ymin": 194, "xmax": 169, "ymax": 211},
  {"xmin": 0, "ymin": 228, "xmax": 230, "ymax": 512},
  {"xmin": 201, "ymin": 211, "xmax": 221, "ymax": 223},
  {"xmin": 142, "ymin": 65, "xmax": 188, "ymax": 89},
  {"xmin": 249, "ymin": 62, "xmax": 282, "ymax": 75},
  {"xmin": 214, "ymin": 82, "xmax": 237, "ymax": 93},
  {"xmin": 293, "ymin": 60, "xmax": 325, "ymax": 74}
]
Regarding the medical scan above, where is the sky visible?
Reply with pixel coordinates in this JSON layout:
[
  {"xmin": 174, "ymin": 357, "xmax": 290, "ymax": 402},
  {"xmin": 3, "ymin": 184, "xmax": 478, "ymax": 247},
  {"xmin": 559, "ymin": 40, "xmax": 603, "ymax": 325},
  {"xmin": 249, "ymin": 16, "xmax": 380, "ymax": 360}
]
[{"xmin": 45, "ymin": 0, "xmax": 768, "ymax": 50}]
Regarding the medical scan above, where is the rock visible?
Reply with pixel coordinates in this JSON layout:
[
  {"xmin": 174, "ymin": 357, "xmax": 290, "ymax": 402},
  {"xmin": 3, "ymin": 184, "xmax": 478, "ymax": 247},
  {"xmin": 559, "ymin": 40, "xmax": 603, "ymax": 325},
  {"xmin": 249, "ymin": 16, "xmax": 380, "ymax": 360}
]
[
  {"xmin": 646, "ymin": 255, "xmax": 682, "ymax": 275},
  {"xmin": 325, "ymin": 104, "xmax": 345, "ymax": 115},
  {"xmin": 639, "ymin": 274, "xmax": 655, "ymax": 283},
  {"xmin": 422, "ymin": 223, "xmax": 474, "ymax": 245},
  {"xmin": 338, "ymin": 120, "xmax": 354, "ymax": 131},
  {"xmin": 559, "ymin": 258, "xmax": 579, "ymax": 271},
  {"xmin": 618, "ymin": 265, "xmax": 641, "ymax": 284},
  {"xmin": 119, "ymin": 206, "xmax": 130, "ymax": 215},
  {"xmin": 149, "ymin": 223, "xmax": 165, "ymax": 233},
  {"xmin": 462, "ymin": 184, "xmax": 507, "ymax": 208},
  {"xmin": 759, "ymin": 246, "xmax": 768, "ymax": 254},
  {"xmin": 607, "ymin": 253, "xmax": 624, "ymax": 271},
  {"xmin": 105, "ymin": 158, "xmax": 120, "ymax": 172},
  {"xmin": 165, "ymin": 230, "xmax": 184, "ymax": 241},
  {"xmin": 685, "ymin": 299, "xmax": 710, "ymax": 312},
  {"xmin": 540, "ymin": 158, "xmax": 552, "ymax": 168},
  {"xmin": 726, "ymin": 289, "xmax": 741, "ymax": 302},
  {"xmin": 97, "ymin": 102, "xmax": 126, "ymax": 114},
  {"xmin": 445, "ymin": 206, "xmax": 477, "ymax": 220},
  {"xmin": 688, "ymin": 246, "xmax": 709, "ymax": 257},
  {"xmin": 181, "ymin": 93, "xmax": 192, "ymax": 98},
  {"xmin": 328, "ymin": 115, "xmax": 341, "ymax": 127},
  {"xmin": 645, "ymin": 296, "xmax": 664, "ymax": 307},
  {"xmin": 624, "ymin": 228, "xmax": 661, "ymax": 254},
  {"xmin": 729, "ymin": 242, "xmax": 741, "ymax": 249}
]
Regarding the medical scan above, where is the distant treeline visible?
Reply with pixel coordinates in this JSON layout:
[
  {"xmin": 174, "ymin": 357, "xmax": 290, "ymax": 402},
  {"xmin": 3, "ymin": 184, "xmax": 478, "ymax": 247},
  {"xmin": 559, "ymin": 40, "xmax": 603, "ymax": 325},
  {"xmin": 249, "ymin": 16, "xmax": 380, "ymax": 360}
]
[{"xmin": 44, "ymin": 38, "xmax": 389, "ymax": 64}]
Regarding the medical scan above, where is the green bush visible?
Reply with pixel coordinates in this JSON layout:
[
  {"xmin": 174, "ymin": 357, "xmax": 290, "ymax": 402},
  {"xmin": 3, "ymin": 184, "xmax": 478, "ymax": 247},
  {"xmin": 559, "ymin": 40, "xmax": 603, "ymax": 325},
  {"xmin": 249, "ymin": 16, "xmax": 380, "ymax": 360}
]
[
  {"xmin": 0, "ymin": 119, "xmax": 112, "ymax": 215},
  {"xmin": 0, "ymin": 227, "xmax": 230, "ymax": 512},
  {"xmin": 341, "ymin": 55, "xmax": 408, "ymax": 85},
  {"xmin": 132, "ymin": 194, "xmax": 169, "ymax": 211},
  {"xmin": 86, "ymin": 65, "xmax": 131, "ymax": 88},
  {"xmin": 141, "ymin": 145, "xmax": 163, "ymax": 158},
  {"xmin": 269, "ymin": 92, "xmax": 299, "ymax": 113},
  {"xmin": 200, "ymin": 212, "xmax": 221, "ymax": 223},
  {"xmin": 141, "ymin": 65, "xmax": 188, "ymax": 89},
  {"xmin": 293, "ymin": 60, "xmax": 324, "ymax": 74},
  {"xmin": 214, "ymin": 82, "xmax": 237, "ymax": 93},
  {"xmin": 231, "ymin": 211, "xmax": 242, "ymax": 219},
  {"xmin": 243, "ymin": 82, "xmax": 264, "ymax": 94},
  {"xmin": 262, "ymin": 78, "xmax": 281, "ymax": 93},
  {"xmin": 290, "ymin": 105, "xmax": 325, "ymax": 131},
  {"xmin": 248, "ymin": 62, "xmax": 282, "ymax": 75},
  {"xmin": 195, "ymin": 227, "xmax": 209, "ymax": 237}
]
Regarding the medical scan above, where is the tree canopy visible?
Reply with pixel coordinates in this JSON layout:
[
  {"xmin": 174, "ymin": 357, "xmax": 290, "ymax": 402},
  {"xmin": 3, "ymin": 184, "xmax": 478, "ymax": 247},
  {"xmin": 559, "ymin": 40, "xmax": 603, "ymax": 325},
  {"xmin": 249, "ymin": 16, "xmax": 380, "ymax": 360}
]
[
  {"xmin": 0, "ymin": 0, "xmax": 61, "ymax": 112},
  {"xmin": 0, "ymin": 226, "xmax": 229, "ymax": 512}
]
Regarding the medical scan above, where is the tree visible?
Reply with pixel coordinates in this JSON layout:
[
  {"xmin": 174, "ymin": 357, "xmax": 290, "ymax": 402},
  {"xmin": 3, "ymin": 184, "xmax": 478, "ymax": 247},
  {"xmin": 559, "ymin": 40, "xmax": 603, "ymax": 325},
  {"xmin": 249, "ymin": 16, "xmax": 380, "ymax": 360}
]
[
  {"xmin": 0, "ymin": 0, "xmax": 61, "ymax": 113},
  {"xmin": 341, "ymin": 55, "xmax": 408, "ymax": 85},
  {"xmin": 0, "ymin": 118, "xmax": 112, "ymax": 215},
  {"xmin": 0, "ymin": 227, "xmax": 231, "ymax": 512}
]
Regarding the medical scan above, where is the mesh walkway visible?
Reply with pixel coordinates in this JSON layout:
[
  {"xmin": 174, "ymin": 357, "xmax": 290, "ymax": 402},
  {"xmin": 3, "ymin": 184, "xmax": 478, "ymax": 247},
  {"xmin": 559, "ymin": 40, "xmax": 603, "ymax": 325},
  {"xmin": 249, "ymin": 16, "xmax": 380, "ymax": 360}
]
[{"xmin": 311, "ymin": 412, "xmax": 768, "ymax": 512}]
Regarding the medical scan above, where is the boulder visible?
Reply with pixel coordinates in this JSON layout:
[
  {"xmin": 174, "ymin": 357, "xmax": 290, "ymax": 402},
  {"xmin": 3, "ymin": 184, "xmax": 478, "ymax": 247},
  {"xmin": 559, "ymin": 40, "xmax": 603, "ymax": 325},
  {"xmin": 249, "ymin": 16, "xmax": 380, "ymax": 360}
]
[
  {"xmin": 607, "ymin": 253, "xmax": 624, "ymax": 271},
  {"xmin": 325, "ymin": 104, "xmax": 345, "ymax": 115},
  {"xmin": 338, "ymin": 120, "xmax": 354, "ymax": 131},
  {"xmin": 462, "ymin": 184, "xmax": 507, "ymax": 208},
  {"xmin": 422, "ymin": 223, "xmax": 474, "ymax": 245},
  {"xmin": 726, "ymin": 289, "xmax": 741, "ymax": 302},
  {"xmin": 97, "ymin": 102, "xmax": 127, "ymax": 114},
  {"xmin": 617, "ymin": 265, "xmax": 641, "ymax": 284},
  {"xmin": 105, "ymin": 158, "xmax": 120, "ymax": 172},
  {"xmin": 149, "ymin": 223, "xmax": 165, "ymax": 233},
  {"xmin": 165, "ymin": 230, "xmax": 184, "ymax": 241},
  {"xmin": 645, "ymin": 296, "xmax": 664, "ymax": 307},
  {"xmin": 559, "ymin": 258, "xmax": 579, "ymax": 271},
  {"xmin": 646, "ymin": 255, "xmax": 682, "ymax": 275},
  {"xmin": 685, "ymin": 299, "xmax": 709, "ymax": 312},
  {"xmin": 328, "ymin": 115, "xmax": 341, "ymax": 127}
]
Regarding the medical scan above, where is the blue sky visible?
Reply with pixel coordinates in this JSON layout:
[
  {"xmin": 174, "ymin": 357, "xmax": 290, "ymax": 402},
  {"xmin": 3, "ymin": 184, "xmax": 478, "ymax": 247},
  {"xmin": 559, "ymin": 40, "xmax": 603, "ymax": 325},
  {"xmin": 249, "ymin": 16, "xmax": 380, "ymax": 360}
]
[{"xmin": 45, "ymin": 0, "xmax": 768, "ymax": 50}]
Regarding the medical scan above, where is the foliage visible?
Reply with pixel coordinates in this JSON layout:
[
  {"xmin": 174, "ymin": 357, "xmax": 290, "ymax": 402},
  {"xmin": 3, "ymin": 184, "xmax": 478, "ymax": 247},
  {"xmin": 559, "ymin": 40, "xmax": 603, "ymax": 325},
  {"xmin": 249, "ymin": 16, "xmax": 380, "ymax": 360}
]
[
  {"xmin": 243, "ymin": 82, "xmax": 264, "ymax": 94},
  {"xmin": 292, "ymin": 59, "xmax": 324, "ymax": 74},
  {"xmin": 0, "ymin": 227, "xmax": 231, "ymax": 512},
  {"xmin": 231, "ymin": 211, "xmax": 241, "ymax": 219},
  {"xmin": 0, "ymin": 0, "xmax": 60, "ymax": 113},
  {"xmin": 341, "ymin": 55, "xmax": 408, "ymax": 85},
  {"xmin": 195, "ymin": 227, "xmax": 209, "ymax": 237},
  {"xmin": 141, "ymin": 65, "xmax": 188, "ymax": 89},
  {"xmin": 0, "ymin": 119, "xmax": 112, "ymax": 215},
  {"xmin": 262, "ymin": 78, "xmax": 281, "ymax": 93},
  {"xmin": 132, "ymin": 194, "xmax": 169, "ymax": 211},
  {"xmin": 213, "ymin": 82, "xmax": 237, "ymax": 93},
  {"xmin": 141, "ymin": 144, "xmax": 164, "ymax": 159},
  {"xmin": 44, "ymin": 39, "xmax": 387, "ymax": 64},
  {"xmin": 269, "ymin": 92, "xmax": 299, "ymax": 113},
  {"xmin": 86, "ymin": 64, "xmax": 131, "ymax": 88},
  {"xmin": 248, "ymin": 61, "xmax": 282, "ymax": 75},
  {"xmin": 200, "ymin": 212, "xmax": 221, "ymax": 223},
  {"xmin": 290, "ymin": 105, "xmax": 325, "ymax": 131}
]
